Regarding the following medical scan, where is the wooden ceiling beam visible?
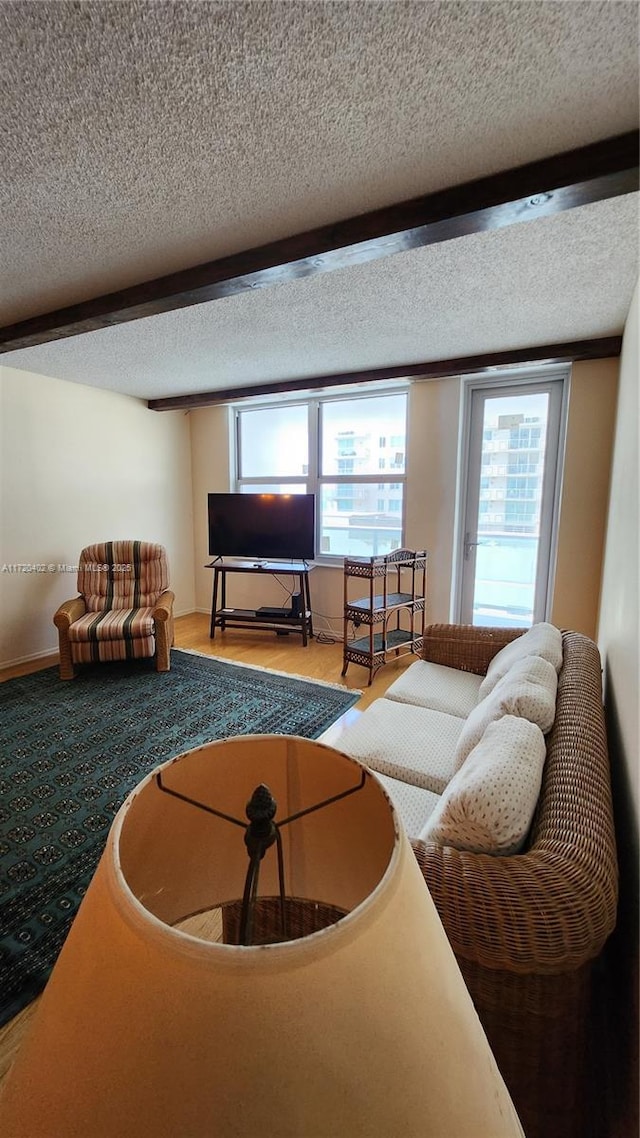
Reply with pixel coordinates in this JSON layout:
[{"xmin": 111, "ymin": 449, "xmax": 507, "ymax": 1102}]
[
  {"xmin": 147, "ymin": 336, "xmax": 623, "ymax": 410},
  {"xmin": 0, "ymin": 131, "xmax": 637, "ymax": 354}
]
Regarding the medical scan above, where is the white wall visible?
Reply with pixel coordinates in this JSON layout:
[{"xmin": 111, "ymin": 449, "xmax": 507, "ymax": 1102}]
[
  {"xmin": 596, "ymin": 280, "xmax": 639, "ymax": 1138},
  {"xmin": 0, "ymin": 366, "xmax": 195, "ymax": 666},
  {"xmin": 598, "ymin": 281, "xmax": 639, "ymax": 822}
]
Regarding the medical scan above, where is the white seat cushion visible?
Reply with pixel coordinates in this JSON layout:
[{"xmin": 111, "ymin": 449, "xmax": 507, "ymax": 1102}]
[
  {"xmin": 384, "ymin": 659, "xmax": 483, "ymax": 717},
  {"xmin": 420, "ymin": 715, "xmax": 546, "ymax": 854},
  {"xmin": 372, "ymin": 772, "xmax": 441, "ymax": 841},
  {"xmin": 479, "ymin": 622, "xmax": 563, "ymax": 698},
  {"xmin": 454, "ymin": 654, "xmax": 558, "ymax": 770},
  {"xmin": 334, "ymin": 698, "xmax": 464, "ymax": 795}
]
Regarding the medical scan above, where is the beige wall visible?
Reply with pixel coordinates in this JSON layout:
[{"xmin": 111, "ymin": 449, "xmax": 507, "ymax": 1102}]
[
  {"xmin": 552, "ymin": 358, "xmax": 619, "ymax": 638},
  {"xmin": 405, "ymin": 378, "xmax": 461, "ymax": 623},
  {"xmin": 0, "ymin": 366, "xmax": 195, "ymax": 667},
  {"xmin": 190, "ymin": 404, "xmax": 234, "ymax": 612}
]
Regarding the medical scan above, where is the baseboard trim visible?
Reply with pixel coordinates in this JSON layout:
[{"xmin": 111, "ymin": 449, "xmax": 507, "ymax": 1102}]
[
  {"xmin": 0, "ymin": 646, "xmax": 59, "ymax": 671},
  {"xmin": 1, "ymin": 607, "xmax": 195, "ymax": 672}
]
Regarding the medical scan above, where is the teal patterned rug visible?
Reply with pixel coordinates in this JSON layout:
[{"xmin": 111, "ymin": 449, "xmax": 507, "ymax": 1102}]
[{"xmin": 0, "ymin": 649, "xmax": 359, "ymax": 1025}]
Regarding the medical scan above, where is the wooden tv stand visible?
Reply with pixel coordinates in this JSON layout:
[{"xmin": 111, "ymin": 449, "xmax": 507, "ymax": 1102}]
[{"xmin": 206, "ymin": 560, "xmax": 314, "ymax": 646}]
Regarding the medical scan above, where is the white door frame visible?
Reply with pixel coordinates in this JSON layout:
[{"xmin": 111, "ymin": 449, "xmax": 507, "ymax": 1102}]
[{"xmin": 451, "ymin": 366, "xmax": 570, "ymax": 625}]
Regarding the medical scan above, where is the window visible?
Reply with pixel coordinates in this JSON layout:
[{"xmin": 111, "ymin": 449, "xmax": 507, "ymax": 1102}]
[{"xmin": 235, "ymin": 391, "xmax": 408, "ymax": 559}]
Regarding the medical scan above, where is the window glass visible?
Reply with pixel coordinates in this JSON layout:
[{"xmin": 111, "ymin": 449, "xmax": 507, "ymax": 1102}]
[
  {"xmin": 239, "ymin": 405, "xmax": 308, "ymax": 478},
  {"xmin": 236, "ymin": 391, "xmax": 408, "ymax": 560},
  {"xmin": 319, "ymin": 485, "xmax": 403, "ymax": 557},
  {"xmin": 459, "ymin": 383, "xmax": 563, "ymax": 628},
  {"xmin": 321, "ymin": 395, "xmax": 406, "ymax": 476}
]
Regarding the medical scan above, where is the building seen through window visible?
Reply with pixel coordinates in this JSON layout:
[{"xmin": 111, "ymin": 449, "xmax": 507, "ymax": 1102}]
[{"xmin": 471, "ymin": 397, "xmax": 556, "ymax": 628}]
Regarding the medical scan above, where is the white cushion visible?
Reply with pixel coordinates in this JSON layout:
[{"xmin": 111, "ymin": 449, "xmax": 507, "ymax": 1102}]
[
  {"xmin": 373, "ymin": 772, "xmax": 441, "ymax": 841},
  {"xmin": 479, "ymin": 622, "xmax": 563, "ymax": 698},
  {"xmin": 334, "ymin": 697, "xmax": 464, "ymax": 795},
  {"xmin": 420, "ymin": 716, "xmax": 546, "ymax": 854},
  {"xmin": 454, "ymin": 654, "xmax": 558, "ymax": 770},
  {"xmin": 384, "ymin": 659, "xmax": 483, "ymax": 717}
]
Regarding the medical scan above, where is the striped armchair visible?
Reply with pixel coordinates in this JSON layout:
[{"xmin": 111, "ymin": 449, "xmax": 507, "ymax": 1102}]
[{"xmin": 53, "ymin": 541, "xmax": 175, "ymax": 680}]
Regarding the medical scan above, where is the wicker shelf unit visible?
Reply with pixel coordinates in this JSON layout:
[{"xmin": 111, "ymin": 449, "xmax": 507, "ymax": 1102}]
[{"xmin": 341, "ymin": 548, "xmax": 427, "ymax": 685}]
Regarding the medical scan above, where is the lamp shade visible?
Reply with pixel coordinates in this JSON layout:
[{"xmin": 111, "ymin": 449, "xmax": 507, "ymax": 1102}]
[{"xmin": 0, "ymin": 735, "xmax": 524, "ymax": 1137}]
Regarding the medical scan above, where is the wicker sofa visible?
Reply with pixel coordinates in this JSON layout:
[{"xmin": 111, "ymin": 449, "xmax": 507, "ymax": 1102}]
[{"xmin": 330, "ymin": 624, "xmax": 618, "ymax": 1138}]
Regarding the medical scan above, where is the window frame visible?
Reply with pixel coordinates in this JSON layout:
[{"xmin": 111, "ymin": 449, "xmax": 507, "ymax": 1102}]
[
  {"xmin": 452, "ymin": 365, "xmax": 570, "ymax": 625},
  {"xmin": 233, "ymin": 388, "xmax": 410, "ymax": 563}
]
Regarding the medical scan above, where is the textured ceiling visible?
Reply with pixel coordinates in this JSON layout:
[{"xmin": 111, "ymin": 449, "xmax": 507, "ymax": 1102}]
[
  {"xmin": 1, "ymin": 0, "xmax": 638, "ymax": 400},
  {"xmin": 4, "ymin": 194, "xmax": 637, "ymax": 399}
]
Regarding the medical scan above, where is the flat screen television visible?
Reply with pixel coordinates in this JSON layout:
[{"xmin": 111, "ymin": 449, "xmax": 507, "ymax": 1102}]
[{"xmin": 208, "ymin": 493, "xmax": 315, "ymax": 561}]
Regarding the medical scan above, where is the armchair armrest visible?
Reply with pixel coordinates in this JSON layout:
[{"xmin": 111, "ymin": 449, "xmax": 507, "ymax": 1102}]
[
  {"xmin": 153, "ymin": 591, "xmax": 175, "ymax": 672},
  {"xmin": 153, "ymin": 590, "xmax": 175, "ymax": 622},
  {"xmin": 53, "ymin": 597, "xmax": 86, "ymax": 630},
  {"xmin": 421, "ymin": 623, "xmax": 528, "ymax": 676},
  {"xmin": 54, "ymin": 597, "xmax": 86, "ymax": 679}
]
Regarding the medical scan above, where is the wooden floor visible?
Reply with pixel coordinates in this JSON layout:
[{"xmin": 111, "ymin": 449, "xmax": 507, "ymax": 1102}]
[{"xmin": 0, "ymin": 611, "xmax": 417, "ymax": 1085}]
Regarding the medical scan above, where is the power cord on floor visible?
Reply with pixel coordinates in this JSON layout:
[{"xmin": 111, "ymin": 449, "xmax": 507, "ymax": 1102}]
[
  {"xmin": 315, "ymin": 631, "xmax": 339, "ymax": 644},
  {"xmin": 309, "ymin": 609, "xmax": 343, "ymax": 644}
]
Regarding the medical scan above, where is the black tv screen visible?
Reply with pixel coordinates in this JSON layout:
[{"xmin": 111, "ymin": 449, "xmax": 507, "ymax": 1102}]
[{"xmin": 208, "ymin": 493, "xmax": 315, "ymax": 561}]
